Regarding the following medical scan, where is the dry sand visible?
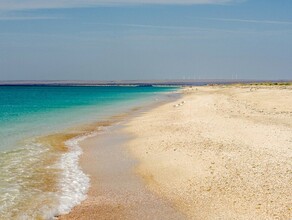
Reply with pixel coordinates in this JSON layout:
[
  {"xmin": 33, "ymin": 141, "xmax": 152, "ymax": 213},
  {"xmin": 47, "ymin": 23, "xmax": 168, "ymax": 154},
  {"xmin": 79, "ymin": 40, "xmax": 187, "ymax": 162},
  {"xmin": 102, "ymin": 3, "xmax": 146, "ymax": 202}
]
[
  {"xmin": 126, "ymin": 85, "xmax": 292, "ymax": 220},
  {"xmin": 60, "ymin": 85, "xmax": 292, "ymax": 220}
]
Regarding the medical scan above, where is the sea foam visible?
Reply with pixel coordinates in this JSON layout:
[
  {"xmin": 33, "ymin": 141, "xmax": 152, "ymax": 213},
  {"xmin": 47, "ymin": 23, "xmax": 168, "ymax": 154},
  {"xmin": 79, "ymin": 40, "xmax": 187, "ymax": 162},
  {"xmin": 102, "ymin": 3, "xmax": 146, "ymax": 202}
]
[{"xmin": 56, "ymin": 132, "xmax": 96, "ymax": 216}]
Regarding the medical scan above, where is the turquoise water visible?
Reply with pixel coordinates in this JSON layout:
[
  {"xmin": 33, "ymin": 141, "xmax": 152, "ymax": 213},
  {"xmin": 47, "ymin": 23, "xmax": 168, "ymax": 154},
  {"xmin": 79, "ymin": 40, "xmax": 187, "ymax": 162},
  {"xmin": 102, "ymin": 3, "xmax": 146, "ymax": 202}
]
[
  {"xmin": 0, "ymin": 86, "xmax": 175, "ymax": 150},
  {"xmin": 0, "ymin": 86, "xmax": 176, "ymax": 219}
]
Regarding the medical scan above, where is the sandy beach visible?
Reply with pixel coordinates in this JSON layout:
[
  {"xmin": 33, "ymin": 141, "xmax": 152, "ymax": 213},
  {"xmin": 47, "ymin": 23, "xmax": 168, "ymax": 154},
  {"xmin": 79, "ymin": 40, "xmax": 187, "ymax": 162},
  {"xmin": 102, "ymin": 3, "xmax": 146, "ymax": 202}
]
[
  {"xmin": 127, "ymin": 85, "xmax": 292, "ymax": 219},
  {"xmin": 60, "ymin": 85, "xmax": 292, "ymax": 219},
  {"xmin": 59, "ymin": 102, "xmax": 184, "ymax": 220}
]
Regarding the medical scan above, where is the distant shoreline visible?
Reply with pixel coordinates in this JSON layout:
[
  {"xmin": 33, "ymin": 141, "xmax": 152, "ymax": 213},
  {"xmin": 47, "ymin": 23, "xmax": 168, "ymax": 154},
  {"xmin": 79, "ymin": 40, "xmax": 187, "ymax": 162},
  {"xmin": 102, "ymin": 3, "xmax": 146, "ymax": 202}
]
[{"xmin": 0, "ymin": 79, "xmax": 291, "ymax": 87}]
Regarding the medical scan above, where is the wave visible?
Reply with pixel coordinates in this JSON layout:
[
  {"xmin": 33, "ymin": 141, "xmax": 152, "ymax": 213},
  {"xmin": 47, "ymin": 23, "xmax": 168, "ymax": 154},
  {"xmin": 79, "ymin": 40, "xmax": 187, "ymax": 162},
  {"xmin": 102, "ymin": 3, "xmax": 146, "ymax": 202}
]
[{"xmin": 56, "ymin": 132, "xmax": 96, "ymax": 216}]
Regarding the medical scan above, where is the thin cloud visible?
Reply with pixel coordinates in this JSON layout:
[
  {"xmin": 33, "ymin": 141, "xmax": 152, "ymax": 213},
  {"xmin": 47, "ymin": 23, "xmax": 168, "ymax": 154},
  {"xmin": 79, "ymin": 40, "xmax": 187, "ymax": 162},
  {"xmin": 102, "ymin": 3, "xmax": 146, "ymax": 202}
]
[
  {"xmin": 0, "ymin": 0, "xmax": 237, "ymax": 11},
  {"xmin": 0, "ymin": 16, "xmax": 61, "ymax": 20},
  {"xmin": 0, "ymin": 11, "xmax": 64, "ymax": 20},
  {"xmin": 203, "ymin": 17, "xmax": 292, "ymax": 25},
  {"xmin": 86, "ymin": 22, "xmax": 275, "ymax": 35}
]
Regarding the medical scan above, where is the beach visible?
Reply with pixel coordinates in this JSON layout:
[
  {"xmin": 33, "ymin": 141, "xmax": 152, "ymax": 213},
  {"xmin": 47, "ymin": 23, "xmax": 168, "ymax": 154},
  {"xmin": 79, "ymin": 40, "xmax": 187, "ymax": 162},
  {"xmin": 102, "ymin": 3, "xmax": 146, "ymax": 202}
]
[
  {"xmin": 61, "ymin": 84, "xmax": 292, "ymax": 219},
  {"xmin": 59, "ymin": 103, "xmax": 184, "ymax": 220},
  {"xmin": 0, "ymin": 86, "xmax": 174, "ymax": 219},
  {"xmin": 1, "ymin": 0, "xmax": 290, "ymax": 218}
]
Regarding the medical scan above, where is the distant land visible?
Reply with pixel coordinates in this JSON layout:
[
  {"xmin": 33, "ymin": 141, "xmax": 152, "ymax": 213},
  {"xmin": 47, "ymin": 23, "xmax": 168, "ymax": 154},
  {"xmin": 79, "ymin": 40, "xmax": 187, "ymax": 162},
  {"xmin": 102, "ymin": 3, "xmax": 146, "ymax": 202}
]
[{"xmin": 0, "ymin": 80, "xmax": 291, "ymax": 87}]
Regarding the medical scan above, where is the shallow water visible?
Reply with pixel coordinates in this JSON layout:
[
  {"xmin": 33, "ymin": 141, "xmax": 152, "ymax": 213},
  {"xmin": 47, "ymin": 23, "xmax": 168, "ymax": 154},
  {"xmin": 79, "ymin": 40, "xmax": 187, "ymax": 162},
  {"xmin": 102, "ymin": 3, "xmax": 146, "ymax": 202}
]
[{"xmin": 0, "ymin": 86, "xmax": 177, "ymax": 219}]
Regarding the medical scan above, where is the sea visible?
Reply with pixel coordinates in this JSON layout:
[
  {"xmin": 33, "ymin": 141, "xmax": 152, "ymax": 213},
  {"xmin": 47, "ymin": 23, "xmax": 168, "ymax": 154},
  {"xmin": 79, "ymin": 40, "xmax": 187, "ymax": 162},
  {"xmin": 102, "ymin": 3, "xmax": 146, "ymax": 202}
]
[{"xmin": 0, "ymin": 85, "xmax": 177, "ymax": 219}]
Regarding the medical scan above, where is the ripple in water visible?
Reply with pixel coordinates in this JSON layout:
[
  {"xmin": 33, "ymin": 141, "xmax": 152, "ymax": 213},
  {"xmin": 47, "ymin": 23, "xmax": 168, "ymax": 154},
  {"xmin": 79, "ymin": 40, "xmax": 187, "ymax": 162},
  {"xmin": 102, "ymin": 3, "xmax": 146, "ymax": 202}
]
[{"xmin": 0, "ymin": 133, "xmax": 91, "ymax": 219}]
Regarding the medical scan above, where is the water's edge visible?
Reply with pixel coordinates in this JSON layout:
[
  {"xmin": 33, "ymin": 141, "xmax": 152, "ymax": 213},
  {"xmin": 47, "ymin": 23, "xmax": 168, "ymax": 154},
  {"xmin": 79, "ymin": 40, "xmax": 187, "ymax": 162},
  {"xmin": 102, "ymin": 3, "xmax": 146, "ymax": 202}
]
[
  {"xmin": 0, "ymin": 86, "xmax": 180, "ymax": 219},
  {"xmin": 55, "ymin": 89, "xmax": 182, "ymax": 219}
]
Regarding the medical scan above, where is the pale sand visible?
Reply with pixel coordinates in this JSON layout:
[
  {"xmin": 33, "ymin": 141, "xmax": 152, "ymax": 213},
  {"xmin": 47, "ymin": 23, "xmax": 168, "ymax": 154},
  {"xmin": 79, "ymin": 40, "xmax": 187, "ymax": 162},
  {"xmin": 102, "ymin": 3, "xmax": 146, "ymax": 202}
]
[{"xmin": 125, "ymin": 85, "xmax": 292, "ymax": 220}]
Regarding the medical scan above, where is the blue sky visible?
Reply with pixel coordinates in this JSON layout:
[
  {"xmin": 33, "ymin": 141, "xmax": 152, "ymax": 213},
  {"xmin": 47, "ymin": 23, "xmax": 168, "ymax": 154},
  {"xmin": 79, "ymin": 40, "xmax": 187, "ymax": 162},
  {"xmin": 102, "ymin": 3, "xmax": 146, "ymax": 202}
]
[{"xmin": 0, "ymin": 0, "xmax": 291, "ymax": 80}]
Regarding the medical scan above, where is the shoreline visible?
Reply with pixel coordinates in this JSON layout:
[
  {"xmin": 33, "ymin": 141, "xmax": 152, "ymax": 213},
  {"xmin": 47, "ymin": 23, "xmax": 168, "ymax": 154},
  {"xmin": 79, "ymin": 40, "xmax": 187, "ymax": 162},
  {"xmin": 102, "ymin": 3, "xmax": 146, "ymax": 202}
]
[
  {"xmin": 58, "ymin": 92, "xmax": 183, "ymax": 219},
  {"xmin": 0, "ymin": 88, "xmax": 180, "ymax": 219},
  {"xmin": 59, "ymin": 84, "xmax": 291, "ymax": 219},
  {"xmin": 37, "ymin": 89, "xmax": 178, "ymax": 219}
]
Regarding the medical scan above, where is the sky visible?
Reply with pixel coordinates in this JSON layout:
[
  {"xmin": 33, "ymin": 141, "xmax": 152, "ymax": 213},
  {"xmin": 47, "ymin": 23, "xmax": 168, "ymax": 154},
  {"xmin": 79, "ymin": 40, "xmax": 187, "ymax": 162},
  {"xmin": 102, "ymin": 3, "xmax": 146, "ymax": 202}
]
[{"xmin": 0, "ymin": 0, "xmax": 291, "ymax": 81}]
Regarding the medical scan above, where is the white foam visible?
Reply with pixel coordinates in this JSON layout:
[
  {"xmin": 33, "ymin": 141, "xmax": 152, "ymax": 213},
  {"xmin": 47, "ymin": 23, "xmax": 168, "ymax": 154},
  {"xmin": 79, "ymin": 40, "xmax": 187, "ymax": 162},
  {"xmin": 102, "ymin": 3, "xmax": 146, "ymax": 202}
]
[{"xmin": 56, "ymin": 132, "xmax": 97, "ymax": 216}]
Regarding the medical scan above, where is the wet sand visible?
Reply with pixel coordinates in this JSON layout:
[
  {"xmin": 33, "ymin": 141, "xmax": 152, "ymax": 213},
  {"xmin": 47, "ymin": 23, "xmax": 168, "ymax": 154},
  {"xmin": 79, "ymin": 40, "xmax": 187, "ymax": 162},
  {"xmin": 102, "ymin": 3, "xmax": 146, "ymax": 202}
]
[{"xmin": 59, "ymin": 123, "xmax": 184, "ymax": 219}]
